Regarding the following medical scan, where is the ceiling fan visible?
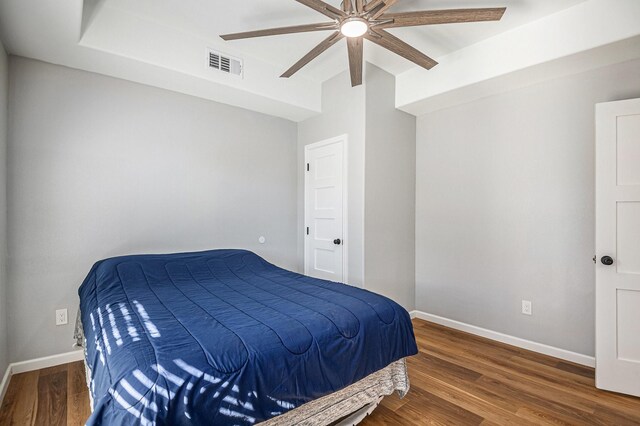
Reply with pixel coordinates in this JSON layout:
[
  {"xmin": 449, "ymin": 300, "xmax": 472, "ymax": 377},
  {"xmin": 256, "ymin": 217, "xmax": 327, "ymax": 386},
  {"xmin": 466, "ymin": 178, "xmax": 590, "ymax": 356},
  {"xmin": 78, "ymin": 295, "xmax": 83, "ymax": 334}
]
[{"xmin": 220, "ymin": 1, "xmax": 506, "ymax": 87}]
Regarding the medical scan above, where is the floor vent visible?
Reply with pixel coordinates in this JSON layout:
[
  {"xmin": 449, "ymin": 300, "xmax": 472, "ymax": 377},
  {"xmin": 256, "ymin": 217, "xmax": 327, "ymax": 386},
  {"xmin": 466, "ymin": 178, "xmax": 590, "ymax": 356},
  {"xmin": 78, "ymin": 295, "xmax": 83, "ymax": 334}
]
[{"xmin": 208, "ymin": 49, "xmax": 243, "ymax": 77}]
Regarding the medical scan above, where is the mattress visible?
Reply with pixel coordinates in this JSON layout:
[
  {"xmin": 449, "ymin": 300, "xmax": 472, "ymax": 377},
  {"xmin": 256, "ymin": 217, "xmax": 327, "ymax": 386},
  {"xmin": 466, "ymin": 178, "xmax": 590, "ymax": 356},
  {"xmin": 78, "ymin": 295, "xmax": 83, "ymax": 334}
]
[{"xmin": 78, "ymin": 249, "xmax": 418, "ymax": 425}]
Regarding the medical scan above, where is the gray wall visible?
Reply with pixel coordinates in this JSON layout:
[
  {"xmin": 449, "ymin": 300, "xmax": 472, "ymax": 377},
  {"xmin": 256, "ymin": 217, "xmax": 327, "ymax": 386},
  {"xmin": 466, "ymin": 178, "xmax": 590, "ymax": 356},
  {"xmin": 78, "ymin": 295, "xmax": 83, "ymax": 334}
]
[
  {"xmin": 364, "ymin": 64, "xmax": 416, "ymax": 310},
  {"xmin": 416, "ymin": 58, "xmax": 640, "ymax": 356},
  {"xmin": 0, "ymin": 43, "xmax": 8, "ymax": 375},
  {"xmin": 297, "ymin": 71, "xmax": 366, "ymax": 287},
  {"xmin": 7, "ymin": 57, "xmax": 298, "ymax": 362}
]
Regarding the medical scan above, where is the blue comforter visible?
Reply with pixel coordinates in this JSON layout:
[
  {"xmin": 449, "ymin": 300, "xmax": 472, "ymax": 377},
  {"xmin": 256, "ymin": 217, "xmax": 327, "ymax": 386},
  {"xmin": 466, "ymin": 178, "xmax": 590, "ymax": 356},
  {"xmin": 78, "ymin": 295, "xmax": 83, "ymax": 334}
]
[{"xmin": 79, "ymin": 249, "xmax": 417, "ymax": 425}]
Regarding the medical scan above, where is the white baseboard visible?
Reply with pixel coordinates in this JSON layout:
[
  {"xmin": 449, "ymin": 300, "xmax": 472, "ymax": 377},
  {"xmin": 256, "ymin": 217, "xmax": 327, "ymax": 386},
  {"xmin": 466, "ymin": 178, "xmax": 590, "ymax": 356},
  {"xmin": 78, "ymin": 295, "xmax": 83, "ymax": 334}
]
[
  {"xmin": 11, "ymin": 349, "xmax": 84, "ymax": 375},
  {"xmin": 410, "ymin": 310, "xmax": 595, "ymax": 368},
  {"xmin": 0, "ymin": 364, "xmax": 11, "ymax": 406}
]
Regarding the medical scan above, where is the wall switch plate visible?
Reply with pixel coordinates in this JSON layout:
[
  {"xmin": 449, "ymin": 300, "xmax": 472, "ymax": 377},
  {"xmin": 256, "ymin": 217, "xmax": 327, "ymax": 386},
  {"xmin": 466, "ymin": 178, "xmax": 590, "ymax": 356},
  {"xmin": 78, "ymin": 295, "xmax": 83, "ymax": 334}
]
[
  {"xmin": 522, "ymin": 300, "xmax": 532, "ymax": 316},
  {"xmin": 56, "ymin": 309, "xmax": 68, "ymax": 326}
]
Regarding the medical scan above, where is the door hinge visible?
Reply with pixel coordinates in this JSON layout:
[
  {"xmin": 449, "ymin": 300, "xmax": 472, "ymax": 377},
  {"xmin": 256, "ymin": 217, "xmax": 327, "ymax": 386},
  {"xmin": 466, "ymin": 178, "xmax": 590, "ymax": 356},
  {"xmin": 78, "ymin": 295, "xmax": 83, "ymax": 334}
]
[
  {"xmin": 306, "ymin": 163, "xmax": 310, "ymax": 172},
  {"xmin": 306, "ymin": 227, "xmax": 310, "ymax": 235}
]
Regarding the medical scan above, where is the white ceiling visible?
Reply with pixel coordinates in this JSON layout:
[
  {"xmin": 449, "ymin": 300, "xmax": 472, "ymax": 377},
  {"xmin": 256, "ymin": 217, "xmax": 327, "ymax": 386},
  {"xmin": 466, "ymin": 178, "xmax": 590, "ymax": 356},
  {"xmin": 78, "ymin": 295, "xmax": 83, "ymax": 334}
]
[
  {"xmin": 1, "ymin": 0, "xmax": 638, "ymax": 121},
  {"xmin": 103, "ymin": 0, "xmax": 588, "ymax": 81}
]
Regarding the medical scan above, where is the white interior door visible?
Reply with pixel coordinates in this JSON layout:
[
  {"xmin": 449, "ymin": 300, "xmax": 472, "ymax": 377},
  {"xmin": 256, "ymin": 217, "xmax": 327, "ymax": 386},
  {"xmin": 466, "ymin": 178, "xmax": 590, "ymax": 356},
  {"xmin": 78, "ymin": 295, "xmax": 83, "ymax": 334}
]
[
  {"xmin": 305, "ymin": 136, "xmax": 346, "ymax": 282},
  {"xmin": 596, "ymin": 98, "xmax": 640, "ymax": 397}
]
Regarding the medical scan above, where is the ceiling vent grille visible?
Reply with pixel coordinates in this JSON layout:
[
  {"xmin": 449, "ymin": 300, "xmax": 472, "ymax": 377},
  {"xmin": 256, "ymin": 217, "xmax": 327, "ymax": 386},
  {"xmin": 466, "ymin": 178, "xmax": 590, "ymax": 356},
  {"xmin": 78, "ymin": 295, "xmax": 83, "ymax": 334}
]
[{"xmin": 208, "ymin": 49, "xmax": 243, "ymax": 78}]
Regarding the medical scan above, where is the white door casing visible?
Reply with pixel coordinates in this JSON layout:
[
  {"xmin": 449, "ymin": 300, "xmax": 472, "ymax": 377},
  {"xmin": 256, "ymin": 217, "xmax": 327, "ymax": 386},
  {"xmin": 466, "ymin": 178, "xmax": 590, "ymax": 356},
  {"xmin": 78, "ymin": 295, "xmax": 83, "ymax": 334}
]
[
  {"xmin": 304, "ymin": 136, "xmax": 347, "ymax": 283},
  {"xmin": 595, "ymin": 98, "xmax": 640, "ymax": 397}
]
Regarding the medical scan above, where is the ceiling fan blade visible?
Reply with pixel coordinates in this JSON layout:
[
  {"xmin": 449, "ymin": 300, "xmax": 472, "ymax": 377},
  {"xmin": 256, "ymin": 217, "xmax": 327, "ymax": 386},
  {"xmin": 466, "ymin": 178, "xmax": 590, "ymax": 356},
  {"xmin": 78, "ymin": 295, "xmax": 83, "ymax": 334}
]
[
  {"xmin": 364, "ymin": 0, "xmax": 384, "ymax": 13},
  {"xmin": 355, "ymin": 0, "xmax": 364, "ymax": 13},
  {"xmin": 375, "ymin": 8, "xmax": 506, "ymax": 29},
  {"xmin": 281, "ymin": 31, "xmax": 344, "ymax": 78},
  {"xmin": 221, "ymin": 22, "xmax": 338, "ymax": 41},
  {"xmin": 347, "ymin": 37, "xmax": 364, "ymax": 86},
  {"xmin": 364, "ymin": 29, "xmax": 438, "ymax": 70},
  {"xmin": 342, "ymin": 0, "xmax": 352, "ymax": 14},
  {"xmin": 369, "ymin": 0, "xmax": 398, "ymax": 20},
  {"xmin": 295, "ymin": 0, "xmax": 347, "ymax": 20}
]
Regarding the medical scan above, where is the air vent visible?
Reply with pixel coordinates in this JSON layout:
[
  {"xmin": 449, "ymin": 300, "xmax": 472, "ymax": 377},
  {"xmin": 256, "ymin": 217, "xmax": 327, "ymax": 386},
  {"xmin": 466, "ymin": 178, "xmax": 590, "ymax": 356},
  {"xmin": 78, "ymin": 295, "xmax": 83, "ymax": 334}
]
[{"xmin": 207, "ymin": 49, "xmax": 243, "ymax": 78}]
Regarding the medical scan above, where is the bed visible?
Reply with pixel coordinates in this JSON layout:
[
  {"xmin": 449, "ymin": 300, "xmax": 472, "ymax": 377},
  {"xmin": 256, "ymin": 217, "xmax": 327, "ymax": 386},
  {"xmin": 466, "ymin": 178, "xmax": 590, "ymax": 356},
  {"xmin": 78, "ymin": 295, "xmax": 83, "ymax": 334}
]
[{"xmin": 77, "ymin": 249, "xmax": 418, "ymax": 425}]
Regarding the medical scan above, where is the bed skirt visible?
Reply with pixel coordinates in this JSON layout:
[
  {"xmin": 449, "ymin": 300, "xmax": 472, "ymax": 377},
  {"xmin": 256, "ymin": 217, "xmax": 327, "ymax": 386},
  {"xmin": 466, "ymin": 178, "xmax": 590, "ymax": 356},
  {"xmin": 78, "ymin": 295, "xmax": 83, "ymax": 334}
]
[{"xmin": 261, "ymin": 359, "xmax": 409, "ymax": 426}]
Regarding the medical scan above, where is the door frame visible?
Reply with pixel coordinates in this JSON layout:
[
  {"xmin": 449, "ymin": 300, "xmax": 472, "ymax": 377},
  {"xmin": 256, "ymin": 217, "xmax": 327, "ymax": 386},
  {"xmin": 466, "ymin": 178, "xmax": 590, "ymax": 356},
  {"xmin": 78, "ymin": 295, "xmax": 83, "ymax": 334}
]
[{"xmin": 304, "ymin": 135, "xmax": 349, "ymax": 284}]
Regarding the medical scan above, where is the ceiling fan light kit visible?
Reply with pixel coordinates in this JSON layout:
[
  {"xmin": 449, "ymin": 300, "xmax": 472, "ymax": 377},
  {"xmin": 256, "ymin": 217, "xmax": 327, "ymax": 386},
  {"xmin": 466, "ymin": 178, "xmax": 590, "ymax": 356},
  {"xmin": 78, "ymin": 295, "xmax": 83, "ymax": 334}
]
[
  {"xmin": 341, "ymin": 18, "xmax": 369, "ymax": 38},
  {"xmin": 221, "ymin": 1, "xmax": 506, "ymax": 87}
]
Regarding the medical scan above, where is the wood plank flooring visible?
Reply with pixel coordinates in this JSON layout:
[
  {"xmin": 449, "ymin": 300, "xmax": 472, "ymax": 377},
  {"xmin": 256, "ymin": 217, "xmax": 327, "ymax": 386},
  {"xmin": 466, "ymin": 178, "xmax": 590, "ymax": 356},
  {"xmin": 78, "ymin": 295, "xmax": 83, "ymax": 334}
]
[
  {"xmin": 1, "ymin": 318, "xmax": 639, "ymax": 425},
  {"xmin": 362, "ymin": 319, "xmax": 640, "ymax": 425},
  {"xmin": 0, "ymin": 362, "xmax": 89, "ymax": 426}
]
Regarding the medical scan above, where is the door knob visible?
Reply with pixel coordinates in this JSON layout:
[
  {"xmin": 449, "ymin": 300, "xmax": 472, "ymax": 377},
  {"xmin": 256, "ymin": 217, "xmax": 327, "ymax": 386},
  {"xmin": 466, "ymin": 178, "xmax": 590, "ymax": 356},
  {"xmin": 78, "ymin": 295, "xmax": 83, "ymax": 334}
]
[
  {"xmin": 601, "ymin": 256, "xmax": 614, "ymax": 266},
  {"xmin": 333, "ymin": 239, "xmax": 342, "ymax": 245}
]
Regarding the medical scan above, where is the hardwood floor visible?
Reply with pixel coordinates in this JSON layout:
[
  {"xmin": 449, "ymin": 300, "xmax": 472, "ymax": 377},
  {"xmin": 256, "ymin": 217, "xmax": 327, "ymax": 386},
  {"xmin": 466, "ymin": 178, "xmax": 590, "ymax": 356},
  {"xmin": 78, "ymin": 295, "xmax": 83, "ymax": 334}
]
[
  {"xmin": 1, "ymin": 318, "xmax": 639, "ymax": 425},
  {"xmin": 362, "ymin": 319, "xmax": 640, "ymax": 425},
  {"xmin": 0, "ymin": 361, "xmax": 90, "ymax": 426}
]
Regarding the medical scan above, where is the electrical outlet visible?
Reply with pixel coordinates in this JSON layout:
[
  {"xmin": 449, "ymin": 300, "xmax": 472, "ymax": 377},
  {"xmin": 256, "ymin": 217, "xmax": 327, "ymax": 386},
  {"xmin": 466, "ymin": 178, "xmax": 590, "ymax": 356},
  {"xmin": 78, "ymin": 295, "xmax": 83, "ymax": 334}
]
[
  {"xmin": 522, "ymin": 300, "xmax": 532, "ymax": 316},
  {"xmin": 56, "ymin": 309, "xmax": 68, "ymax": 326}
]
